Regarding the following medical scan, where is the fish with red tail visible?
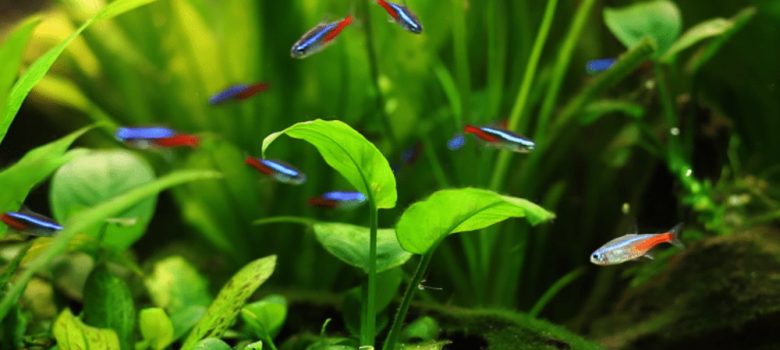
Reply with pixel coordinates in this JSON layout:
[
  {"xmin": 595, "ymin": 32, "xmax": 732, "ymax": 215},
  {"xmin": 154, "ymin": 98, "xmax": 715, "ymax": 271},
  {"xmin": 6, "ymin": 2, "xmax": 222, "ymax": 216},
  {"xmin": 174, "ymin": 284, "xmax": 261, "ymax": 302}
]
[
  {"xmin": 590, "ymin": 223, "xmax": 684, "ymax": 265},
  {"xmin": 291, "ymin": 16, "xmax": 353, "ymax": 59}
]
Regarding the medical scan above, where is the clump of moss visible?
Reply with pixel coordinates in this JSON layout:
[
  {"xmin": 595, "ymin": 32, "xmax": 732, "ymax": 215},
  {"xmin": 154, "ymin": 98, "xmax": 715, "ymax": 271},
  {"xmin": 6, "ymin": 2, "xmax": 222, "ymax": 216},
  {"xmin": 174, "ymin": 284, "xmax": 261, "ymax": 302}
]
[{"xmin": 592, "ymin": 227, "xmax": 780, "ymax": 350}]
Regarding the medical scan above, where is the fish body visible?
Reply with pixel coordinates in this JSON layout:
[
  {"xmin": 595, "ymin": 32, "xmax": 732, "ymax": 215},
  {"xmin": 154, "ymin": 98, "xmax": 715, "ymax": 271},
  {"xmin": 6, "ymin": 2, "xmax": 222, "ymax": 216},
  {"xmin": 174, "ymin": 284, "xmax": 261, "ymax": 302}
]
[
  {"xmin": 245, "ymin": 156, "xmax": 306, "ymax": 185},
  {"xmin": 291, "ymin": 16, "xmax": 353, "ymax": 59},
  {"xmin": 309, "ymin": 191, "xmax": 367, "ymax": 209},
  {"xmin": 586, "ymin": 58, "xmax": 616, "ymax": 74},
  {"xmin": 1, "ymin": 210, "xmax": 62, "ymax": 237},
  {"xmin": 463, "ymin": 124, "xmax": 535, "ymax": 153},
  {"xmin": 376, "ymin": 0, "xmax": 423, "ymax": 34},
  {"xmin": 590, "ymin": 223, "xmax": 684, "ymax": 265},
  {"xmin": 116, "ymin": 127, "xmax": 199, "ymax": 149},
  {"xmin": 209, "ymin": 83, "xmax": 270, "ymax": 105}
]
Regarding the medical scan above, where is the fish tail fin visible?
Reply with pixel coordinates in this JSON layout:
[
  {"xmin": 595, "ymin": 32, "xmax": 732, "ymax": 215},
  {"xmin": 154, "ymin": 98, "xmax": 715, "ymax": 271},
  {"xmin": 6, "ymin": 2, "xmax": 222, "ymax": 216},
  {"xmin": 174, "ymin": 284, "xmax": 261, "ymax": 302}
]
[{"xmin": 669, "ymin": 222, "xmax": 684, "ymax": 248}]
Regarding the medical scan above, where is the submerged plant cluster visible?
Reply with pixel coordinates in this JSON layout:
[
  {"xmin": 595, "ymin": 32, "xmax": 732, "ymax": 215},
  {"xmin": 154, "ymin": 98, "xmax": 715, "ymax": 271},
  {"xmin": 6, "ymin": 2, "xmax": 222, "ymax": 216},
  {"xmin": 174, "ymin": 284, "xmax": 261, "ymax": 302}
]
[{"xmin": 0, "ymin": 0, "xmax": 777, "ymax": 349}]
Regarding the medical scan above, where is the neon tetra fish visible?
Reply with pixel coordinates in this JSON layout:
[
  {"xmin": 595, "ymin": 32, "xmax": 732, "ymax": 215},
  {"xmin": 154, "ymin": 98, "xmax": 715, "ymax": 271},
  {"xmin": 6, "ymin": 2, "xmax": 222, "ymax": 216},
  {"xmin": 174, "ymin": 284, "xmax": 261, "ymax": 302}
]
[
  {"xmin": 291, "ymin": 16, "xmax": 354, "ymax": 59},
  {"xmin": 209, "ymin": 83, "xmax": 270, "ymax": 105},
  {"xmin": 376, "ymin": 0, "xmax": 423, "ymax": 34},
  {"xmin": 245, "ymin": 156, "xmax": 306, "ymax": 185},
  {"xmin": 585, "ymin": 58, "xmax": 616, "ymax": 74},
  {"xmin": 116, "ymin": 127, "xmax": 200, "ymax": 149},
  {"xmin": 590, "ymin": 223, "xmax": 684, "ymax": 266},
  {"xmin": 463, "ymin": 124, "xmax": 535, "ymax": 153},
  {"xmin": 1, "ymin": 210, "xmax": 62, "ymax": 237},
  {"xmin": 309, "ymin": 191, "xmax": 367, "ymax": 209}
]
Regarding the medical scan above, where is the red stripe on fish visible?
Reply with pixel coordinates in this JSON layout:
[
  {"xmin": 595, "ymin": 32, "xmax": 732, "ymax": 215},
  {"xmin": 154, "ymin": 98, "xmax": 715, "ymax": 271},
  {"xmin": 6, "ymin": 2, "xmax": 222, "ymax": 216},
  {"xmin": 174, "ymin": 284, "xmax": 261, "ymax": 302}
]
[
  {"xmin": 324, "ymin": 16, "xmax": 353, "ymax": 42},
  {"xmin": 245, "ymin": 156, "xmax": 273, "ymax": 175},
  {"xmin": 464, "ymin": 125, "xmax": 499, "ymax": 142},
  {"xmin": 153, "ymin": 134, "xmax": 200, "ymax": 148}
]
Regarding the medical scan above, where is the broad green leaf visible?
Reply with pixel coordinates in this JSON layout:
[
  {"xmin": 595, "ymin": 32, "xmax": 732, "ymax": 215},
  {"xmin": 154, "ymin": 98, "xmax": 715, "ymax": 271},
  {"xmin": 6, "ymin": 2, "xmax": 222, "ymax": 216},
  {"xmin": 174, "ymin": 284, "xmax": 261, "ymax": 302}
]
[
  {"xmin": 400, "ymin": 340, "xmax": 451, "ymax": 350},
  {"xmin": 0, "ymin": 0, "xmax": 158, "ymax": 145},
  {"xmin": 139, "ymin": 308, "xmax": 174, "ymax": 350},
  {"xmin": 83, "ymin": 264, "xmax": 136, "ymax": 350},
  {"xmin": 306, "ymin": 337, "xmax": 358, "ymax": 350},
  {"xmin": 241, "ymin": 294, "xmax": 287, "ymax": 338},
  {"xmin": 0, "ymin": 126, "xmax": 93, "ymax": 236},
  {"xmin": 604, "ymin": 1, "xmax": 681, "ymax": 57},
  {"xmin": 661, "ymin": 18, "xmax": 733, "ymax": 62},
  {"xmin": 401, "ymin": 316, "xmax": 439, "ymax": 342},
  {"xmin": 182, "ymin": 255, "xmax": 277, "ymax": 350},
  {"xmin": 0, "ymin": 16, "xmax": 42, "ymax": 104},
  {"xmin": 396, "ymin": 188, "xmax": 555, "ymax": 254},
  {"xmin": 53, "ymin": 308, "xmax": 120, "ymax": 350},
  {"xmin": 244, "ymin": 341, "xmax": 263, "ymax": 350},
  {"xmin": 0, "ymin": 169, "xmax": 221, "ymax": 321},
  {"xmin": 193, "ymin": 337, "xmax": 232, "ymax": 350},
  {"xmin": 313, "ymin": 223, "xmax": 412, "ymax": 273},
  {"xmin": 144, "ymin": 256, "xmax": 212, "ymax": 340},
  {"xmin": 262, "ymin": 119, "xmax": 397, "ymax": 209},
  {"xmin": 51, "ymin": 150, "xmax": 156, "ymax": 250}
]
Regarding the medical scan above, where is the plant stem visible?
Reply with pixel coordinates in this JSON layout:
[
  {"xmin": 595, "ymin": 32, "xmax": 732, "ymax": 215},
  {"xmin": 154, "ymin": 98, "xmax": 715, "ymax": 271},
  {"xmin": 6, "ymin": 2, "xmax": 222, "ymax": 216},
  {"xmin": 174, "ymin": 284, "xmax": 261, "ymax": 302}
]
[
  {"xmin": 383, "ymin": 248, "xmax": 436, "ymax": 350},
  {"xmin": 528, "ymin": 267, "xmax": 585, "ymax": 317},
  {"xmin": 535, "ymin": 0, "xmax": 596, "ymax": 140},
  {"xmin": 251, "ymin": 216, "xmax": 314, "ymax": 227},
  {"xmin": 360, "ymin": 201, "xmax": 379, "ymax": 346},
  {"xmin": 488, "ymin": 0, "xmax": 559, "ymax": 191},
  {"xmin": 358, "ymin": 0, "xmax": 398, "ymax": 150}
]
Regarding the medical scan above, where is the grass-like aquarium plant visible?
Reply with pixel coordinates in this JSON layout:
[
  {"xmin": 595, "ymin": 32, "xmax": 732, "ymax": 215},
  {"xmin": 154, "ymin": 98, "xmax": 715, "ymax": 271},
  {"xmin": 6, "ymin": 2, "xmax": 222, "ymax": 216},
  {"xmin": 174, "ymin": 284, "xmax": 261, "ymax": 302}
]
[{"xmin": 0, "ymin": 0, "xmax": 777, "ymax": 349}]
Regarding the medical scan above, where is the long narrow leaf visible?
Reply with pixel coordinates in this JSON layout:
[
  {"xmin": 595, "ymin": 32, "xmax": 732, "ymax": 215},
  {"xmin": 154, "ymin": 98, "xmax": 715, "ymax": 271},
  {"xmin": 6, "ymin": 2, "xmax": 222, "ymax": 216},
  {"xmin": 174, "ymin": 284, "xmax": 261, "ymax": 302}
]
[{"xmin": 0, "ymin": 16, "xmax": 42, "ymax": 104}]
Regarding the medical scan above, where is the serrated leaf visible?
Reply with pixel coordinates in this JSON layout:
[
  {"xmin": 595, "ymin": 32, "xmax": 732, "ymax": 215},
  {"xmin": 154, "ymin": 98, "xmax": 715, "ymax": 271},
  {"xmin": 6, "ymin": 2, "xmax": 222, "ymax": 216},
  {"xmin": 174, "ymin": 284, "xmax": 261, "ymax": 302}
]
[
  {"xmin": 262, "ymin": 119, "xmax": 397, "ymax": 209},
  {"xmin": 396, "ymin": 188, "xmax": 555, "ymax": 254},
  {"xmin": 193, "ymin": 337, "xmax": 232, "ymax": 350},
  {"xmin": 241, "ymin": 294, "xmax": 287, "ymax": 338},
  {"xmin": 604, "ymin": 1, "xmax": 681, "ymax": 57},
  {"xmin": 0, "ymin": 126, "xmax": 93, "ymax": 237},
  {"xmin": 144, "ymin": 256, "xmax": 211, "ymax": 340},
  {"xmin": 0, "ymin": 0, "xmax": 158, "ymax": 145},
  {"xmin": 313, "ymin": 223, "xmax": 412, "ymax": 273},
  {"xmin": 51, "ymin": 149, "xmax": 156, "ymax": 250},
  {"xmin": 0, "ymin": 169, "xmax": 221, "ymax": 321},
  {"xmin": 53, "ymin": 308, "xmax": 120, "ymax": 350},
  {"xmin": 139, "ymin": 308, "xmax": 174, "ymax": 350},
  {"xmin": 182, "ymin": 255, "xmax": 277, "ymax": 350},
  {"xmin": 83, "ymin": 264, "xmax": 135, "ymax": 350},
  {"xmin": 0, "ymin": 16, "xmax": 42, "ymax": 104}
]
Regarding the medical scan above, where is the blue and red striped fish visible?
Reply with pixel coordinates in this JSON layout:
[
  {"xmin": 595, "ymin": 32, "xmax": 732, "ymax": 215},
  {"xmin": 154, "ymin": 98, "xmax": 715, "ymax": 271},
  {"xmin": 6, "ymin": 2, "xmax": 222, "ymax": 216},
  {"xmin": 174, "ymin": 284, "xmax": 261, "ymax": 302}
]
[
  {"xmin": 291, "ymin": 16, "xmax": 354, "ymax": 59},
  {"xmin": 1, "ymin": 209, "xmax": 62, "ymax": 237},
  {"xmin": 245, "ymin": 156, "xmax": 307, "ymax": 185},
  {"xmin": 463, "ymin": 124, "xmax": 535, "ymax": 153},
  {"xmin": 309, "ymin": 191, "xmax": 367, "ymax": 209},
  {"xmin": 586, "ymin": 58, "xmax": 616, "ymax": 74},
  {"xmin": 376, "ymin": 0, "xmax": 423, "ymax": 34},
  {"xmin": 116, "ymin": 127, "xmax": 200, "ymax": 149},
  {"xmin": 209, "ymin": 83, "xmax": 270, "ymax": 105},
  {"xmin": 590, "ymin": 223, "xmax": 684, "ymax": 265}
]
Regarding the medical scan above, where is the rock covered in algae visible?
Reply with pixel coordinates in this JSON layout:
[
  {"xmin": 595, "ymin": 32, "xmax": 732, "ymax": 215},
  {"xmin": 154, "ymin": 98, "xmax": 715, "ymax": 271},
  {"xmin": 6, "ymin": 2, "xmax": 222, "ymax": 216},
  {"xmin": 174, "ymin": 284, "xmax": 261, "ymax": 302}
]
[{"xmin": 591, "ymin": 227, "xmax": 780, "ymax": 350}]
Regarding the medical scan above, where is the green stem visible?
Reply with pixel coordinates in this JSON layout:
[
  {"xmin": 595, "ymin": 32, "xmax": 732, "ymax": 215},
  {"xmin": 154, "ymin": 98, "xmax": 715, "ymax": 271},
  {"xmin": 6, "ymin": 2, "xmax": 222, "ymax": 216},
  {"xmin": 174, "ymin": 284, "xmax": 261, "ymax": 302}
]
[
  {"xmin": 358, "ymin": 0, "xmax": 398, "ymax": 149},
  {"xmin": 535, "ymin": 0, "xmax": 596, "ymax": 140},
  {"xmin": 251, "ymin": 216, "xmax": 314, "ymax": 227},
  {"xmin": 488, "ymin": 0, "xmax": 558, "ymax": 191},
  {"xmin": 360, "ymin": 202, "xmax": 379, "ymax": 346},
  {"xmin": 452, "ymin": 0, "xmax": 472, "ymax": 120},
  {"xmin": 528, "ymin": 267, "xmax": 585, "ymax": 317},
  {"xmin": 383, "ymin": 248, "xmax": 436, "ymax": 350}
]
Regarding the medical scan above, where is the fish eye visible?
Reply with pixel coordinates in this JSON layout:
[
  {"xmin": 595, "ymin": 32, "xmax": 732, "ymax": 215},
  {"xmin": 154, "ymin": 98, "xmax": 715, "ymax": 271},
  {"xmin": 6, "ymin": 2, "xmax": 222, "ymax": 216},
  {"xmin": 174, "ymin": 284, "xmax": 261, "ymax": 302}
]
[{"xmin": 591, "ymin": 253, "xmax": 601, "ymax": 261}]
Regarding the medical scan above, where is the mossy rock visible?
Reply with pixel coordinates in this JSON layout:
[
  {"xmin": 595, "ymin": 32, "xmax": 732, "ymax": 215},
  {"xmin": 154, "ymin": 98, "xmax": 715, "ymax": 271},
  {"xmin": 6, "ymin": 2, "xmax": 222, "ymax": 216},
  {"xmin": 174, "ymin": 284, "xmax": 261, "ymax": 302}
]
[{"xmin": 591, "ymin": 227, "xmax": 780, "ymax": 350}]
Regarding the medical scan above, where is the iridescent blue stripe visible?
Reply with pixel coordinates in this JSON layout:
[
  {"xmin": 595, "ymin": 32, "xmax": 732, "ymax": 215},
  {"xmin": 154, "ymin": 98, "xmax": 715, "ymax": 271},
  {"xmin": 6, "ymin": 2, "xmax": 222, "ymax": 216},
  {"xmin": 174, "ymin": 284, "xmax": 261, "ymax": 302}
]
[
  {"xmin": 116, "ymin": 127, "xmax": 175, "ymax": 141},
  {"xmin": 586, "ymin": 58, "xmax": 616, "ymax": 74},
  {"xmin": 322, "ymin": 191, "xmax": 366, "ymax": 202},
  {"xmin": 7, "ymin": 212, "xmax": 63, "ymax": 231},
  {"xmin": 209, "ymin": 84, "xmax": 249, "ymax": 105},
  {"xmin": 447, "ymin": 134, "xmax": 466, "ymax": 150},
  {"xmin": 261, "ymin": 159, "xmax": 301, "ymax": 178},
  {"xmin": 293, "ymin": 22, "xmax": 337, "ymax": 52},
  {"xmin": 479, "ymin": 127, "xmax": 535, "ymax": 147},
  {"xmin": 388, "ymin": 2, "xmax": 422, "ymax": 33}
]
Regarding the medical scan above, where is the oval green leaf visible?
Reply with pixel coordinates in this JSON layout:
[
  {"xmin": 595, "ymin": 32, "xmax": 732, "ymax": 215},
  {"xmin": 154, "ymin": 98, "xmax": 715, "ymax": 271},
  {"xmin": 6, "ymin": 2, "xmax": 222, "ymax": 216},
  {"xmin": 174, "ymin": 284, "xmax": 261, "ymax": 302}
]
[
  {"xmin": 53, "ymin": 308, "xmax": 120, "ymax": 350},
  {"xmin": 604, "ymin": 1, "xmax": 681, "ymax": 57},
  {"xmin": 396, "ymin": 188, "xmax": 555, "ymax": 254},
  {"xmin": 262, "ymin": 119, "xmax": 397, "ymax": 209},
  {"xmin": 193, "ymin": 338, "xmax": 232, "ymax": 350},
  {"xmin": 51, "ymin": 149, "xmax": 156, "ymax": 250},
  {"xmin": 182, "ymin": 255, "xmax": 277, "ymax": 350},
  {"xmin": 0, "ymin": 169, "xmax": 221, "ymax": 321},
  {"xmin": 83, "ymin": 264, "xmax": 136, "ymax": 350},
  {"xmin": 313, "ymin": 222, "xmax": 412, "ymax": 273},
  {"xmin": 241, "ymin": 294, "xmax": 287, "ymax": 338},
  {"xmin": 144, "ymin": 256, "xmax": 212, "ymax": 340},
  {"xmin": 139, "ymin": 308, "xmax": 174, "ymax": 350},
  {"xmin": 0, "ymin": 126, "xmax": 92, "ymax": 236}
]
